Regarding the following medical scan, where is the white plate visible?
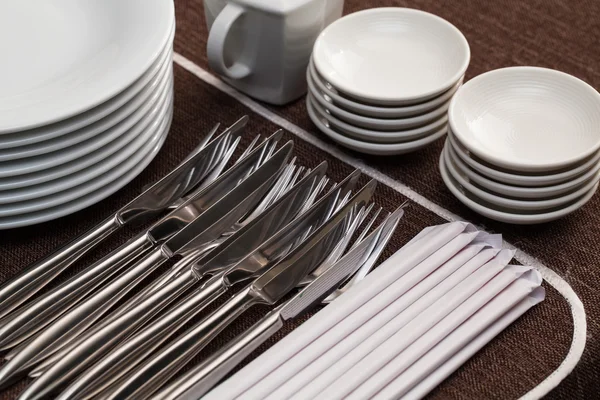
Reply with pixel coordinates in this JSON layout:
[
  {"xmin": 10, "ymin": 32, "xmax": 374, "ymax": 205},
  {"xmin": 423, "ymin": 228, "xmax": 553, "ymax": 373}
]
[
  {"xmin": 443, "ymin": 142, "xmax": 600, "ymax": 211},
  {"xmin": 0, "ymin": 73, "xmax": 172, "ymax": 192},
  {"xmin": 308, "ymin": 69, "xmax": 450, "ymax": 131},
  {"xmin": 0, "ymin": 81, "xmax": 173, "ymax": 204},
  {"xmin": 309, "ymin": 95, "xmax": 447, "ymax": 144},
  {"xmin": 0, "ymin": 93, "xmax": 173, "ymax": 218},
  {"xmin": 307, "ymin": 96, "xmax": 446, "ymax": 155},
  {"xmin": 0, "ymin": 110, "xmax": 172, "ymax": 229},
  {"xmin": 448, "ymin": 131, "xmax": 600, "ymax": 187},
  {"xmin": 449, "ymin": 66, "xmax": 600, "ymax": 171},
  {"xmin": 309, "ymin": 58, "xmax": 463, "ymax": 118},
  {"xmin": 312, "ymin": 8, "xmax": 470, "ymax": 105},
  {"xmin": 0, "ymin": 29, "xmax": 174, "ymax": 150},
  {"xmin": 0, "ymin": 52, "xmax": 172, "ymax": 162},
  {"xmin": 440, "ymin": 151, "xmax": 598, "ymax": 224},
  {"xmin": 0, "ymin": 65, "xmax": 172, "ymax": 178},
  {"xmin": 447, "ymin": 141, "xmax": 600, "ymax": 199},
  {"xmin": 0, "ymin": 0, "xmax": 174, "ymax": 133}
]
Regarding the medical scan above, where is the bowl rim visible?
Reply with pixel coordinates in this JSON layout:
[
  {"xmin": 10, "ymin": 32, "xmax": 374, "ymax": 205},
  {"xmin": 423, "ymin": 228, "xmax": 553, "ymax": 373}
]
[
  {"xmin": 443, "ymin": 142, "xmax": 600, "ymax": 211},
  {"xmin": 447, "ymin": 140, "xmax": 600, "ymax": 198},
  {"xmin": 439, "ymin": 150, "xmax": 598, "ymax": 224},
  {"xmin": 307, "ymin": 67, "xmax": 450, "ymax": 128},
  {"xmin": 309, "ymin": 94, "xmax": 448, "ymax": 141},
  {"xmin": 448, "ymin": 66, "xmax": 600, "ymax": 171},
  {"xmin": 308, "ymin": 58, "xmax": 464, "ymax": 117},
  {"xmin": 307, "ymin": 95, "xmax": 447, "ymax": 153},
  {"xmin": 312, "ymin": 7, "xmax": 470, "ymax": 103},
  {"xmin": 447, "ymin": 129, "xmax": 600, "ymax": 185}
]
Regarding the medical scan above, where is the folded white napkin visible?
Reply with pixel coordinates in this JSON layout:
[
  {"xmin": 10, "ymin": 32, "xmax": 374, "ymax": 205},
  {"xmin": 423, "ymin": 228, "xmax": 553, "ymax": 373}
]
[
  {"xmin": 273, "ymin": 244, "xmax": 501, "ymax": 400},
  {"xmin": 347, "ymin": 268, "xmax": 542, "ymax": 399},
  {"xmin": 203, "ymin": 222, "xmax": 473, "ymax": 400},
  {"xmin": 398, "ymin": 287, "xmax": 545, "ymax": 400}
]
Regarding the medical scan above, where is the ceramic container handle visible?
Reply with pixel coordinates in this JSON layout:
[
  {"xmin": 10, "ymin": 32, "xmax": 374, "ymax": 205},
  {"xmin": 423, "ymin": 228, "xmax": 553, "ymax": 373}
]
[{"xmin": 207, "ymin": 3, "xmax": 251, "ymax": 79}]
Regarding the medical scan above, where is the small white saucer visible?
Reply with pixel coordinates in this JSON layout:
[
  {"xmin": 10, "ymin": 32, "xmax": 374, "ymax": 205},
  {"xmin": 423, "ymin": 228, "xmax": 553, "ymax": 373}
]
[
  {"xmin": 449, "ymin": 66, "xmax": 600, "ymax": 171},
  {"xmin": 313, "ymin": 8, "xmax": 470, "ymax": 105},
  {"xmin": 447, "ymin": 142, "xmax": 600, "ymax": 199},
  {"xmin": 307, "ymin": 96, "xmax": 446, "ymax": 155},
  {"xmin": 439, "ymin": 150, "xmax": 598, "ymax": 224},
  {"xmin": 443, "ymin": 143, "xmax": 600, "ymax": 211},
  {"xmin": 448, "ymin": 131, "xmax": 600, "ymax": 187},
  {"xmin": 308, "ymin": 58, "xmax": 463, "ymax": 118}
]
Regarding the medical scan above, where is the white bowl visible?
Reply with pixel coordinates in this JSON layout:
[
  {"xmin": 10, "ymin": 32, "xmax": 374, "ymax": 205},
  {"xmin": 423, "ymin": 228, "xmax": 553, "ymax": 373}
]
[
  {"xmin": 309, "ymin": 95, "xmax": 447, "ymax": 144},
  {"xmin": 312, "ymin": 7, "xmax": 470, "ymax": 105},
  {"xmin": 447, "ymin": 131, "xmax": 600, "ymax": 187},
  {"xmin": 439, "ymin": 150, "xmax": 598, "ymax": 224},
  {"xmin": 308, "ymin": 68, "xmax": 450, "ymax": 131},
  {"xmin": 443, "ymin": 143, "xmax": 600, "ymax": 211},
  {"xmin": 308, "ymin": 58, "xmax": 463, "ymax": 118},
  {"xmin": 307, "ymin": 96, "xmax": 446, "ymax": 155},
  {"xmin": 449, "ymin": 66, "xmax": 600, "ymax": 172},
  {"xmin": 447, "ymin": 141, "xmax": 600, "ymax": 199}
]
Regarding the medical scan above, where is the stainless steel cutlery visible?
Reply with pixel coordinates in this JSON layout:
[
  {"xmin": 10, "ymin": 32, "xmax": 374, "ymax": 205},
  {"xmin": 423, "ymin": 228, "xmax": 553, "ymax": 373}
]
[
  {"xmin": 0, "ymin": 136, "xmax": 291, "ymax": 387},
  {"xmin": 0, "ymin": 116, "xmax": 247, "ymax": 322},
  {"xmin": 0, "ymin": 122, "xmax": 403, "ymax": 400},
  {"xmin": 152, "ymin": 205, "xmax": 403, "ymax": 400},
  {"xmin": 99, "ymin": 180, "xmax": 377, "ymax": 400}
]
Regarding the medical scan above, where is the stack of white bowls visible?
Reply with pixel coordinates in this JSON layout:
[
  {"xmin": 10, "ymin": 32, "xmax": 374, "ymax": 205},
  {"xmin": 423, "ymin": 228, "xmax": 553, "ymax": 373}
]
[
  {"xmin": 0, "ymin": 0, "xmax": 175, "ymax": 229},
  {"xmin": 306, "ymin": 8, "xmax": 470, "ymax": 156},
  {"xmin": 441, "ymin": 67, "xmax": 600, "ymax": 224}
]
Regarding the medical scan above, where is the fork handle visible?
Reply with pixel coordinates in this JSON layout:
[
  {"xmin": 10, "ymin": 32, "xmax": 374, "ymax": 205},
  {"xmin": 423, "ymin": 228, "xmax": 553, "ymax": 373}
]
[
  {"xmin": 58, "ymin": 274, "xmax": 229, "ymax": 400},
  {"xmin": 0, "ymin": 216, "xmax": 120, "ymax": 321},
  {"xmin": 154, "ymin": 307, "xmax": 284, "ymax": 400},
  {"xmin": 0, "ymin": 234, "xmax": 151, "ymax": 352},
  {"xmin": 106, "ymin": 285, "xmax": 260, "ymax": 400}
]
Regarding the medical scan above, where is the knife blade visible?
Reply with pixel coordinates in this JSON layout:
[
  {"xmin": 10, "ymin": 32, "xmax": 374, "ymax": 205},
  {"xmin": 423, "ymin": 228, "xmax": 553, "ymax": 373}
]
[
  {"xmin": 0, "ymin": 117, "xmax": 248, "ymax": 321},
  {"xmin": 0, "ymin": 141, "xmax": 292, "ymax": 391},
  {"xmin": 53, "ymin": 163, "xmax": 331, "ymax": 400},
  {"xmin": 101, "ymin": 180, "xmax": 376, "ymax": 400},
  {"xmin": 152, "ymin": 205, "xmax": 404, "ymax": 400}
]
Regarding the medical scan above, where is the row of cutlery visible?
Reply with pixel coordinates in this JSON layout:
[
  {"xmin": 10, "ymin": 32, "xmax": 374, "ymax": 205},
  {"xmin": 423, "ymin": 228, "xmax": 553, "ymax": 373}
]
[
  {"xmin": 0, "ymin": 117, "xmax": 405, "ymax": 399},
  {"xmin": 205, "ymin": 222, "xmax": 545, "ymax": 400}
]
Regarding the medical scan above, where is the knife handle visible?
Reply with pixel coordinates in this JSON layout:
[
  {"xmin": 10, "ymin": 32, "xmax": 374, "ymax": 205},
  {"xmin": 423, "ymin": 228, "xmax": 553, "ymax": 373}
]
[
  {"xmin": 106, "ymin": 285, "xmax": 261, "ymax": 400},
  {"xmin": 10, "ymin": 248, "xmax": 172, "ymax": 400},
  {"xmin": 59, "ymin": 274, "xmax": 230, "ymax": 400},
  {"xmin": 155, "ymin": 307, "xmax": 284, "ymax": 400},
  {"xmin": 0, "ymin": 216, "xmax": 120, "ymax": 321},
  {"xmin": 0, "ymin": 234, "xmax": 152, "ymax": 353}
]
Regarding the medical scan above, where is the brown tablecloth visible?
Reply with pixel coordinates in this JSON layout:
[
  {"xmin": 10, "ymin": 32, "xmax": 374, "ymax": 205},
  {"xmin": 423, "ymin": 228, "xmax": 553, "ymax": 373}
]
[{"xmin": 2, "ymin": 0, "xmax": 600, "ymax": 398}]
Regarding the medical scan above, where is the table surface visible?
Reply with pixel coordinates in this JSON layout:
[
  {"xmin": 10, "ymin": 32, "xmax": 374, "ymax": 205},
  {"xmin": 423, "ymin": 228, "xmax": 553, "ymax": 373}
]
[{"xmin": 2, "ymin": 0, "xmax": 600, "ymax": 398}]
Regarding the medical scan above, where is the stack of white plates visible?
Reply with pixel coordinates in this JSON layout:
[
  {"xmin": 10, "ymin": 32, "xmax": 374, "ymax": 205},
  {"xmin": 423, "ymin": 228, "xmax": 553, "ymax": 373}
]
[
  {"xmin": 306, "ymin": 8, "xmax": 470, "ymax": 155},
  {"xmin": 0, "ymin": 0, "xmax": 175, "ymax": 229},
  {"xmin": 441, "ymin": 67, "xmax": 600, "ymax": 224}
]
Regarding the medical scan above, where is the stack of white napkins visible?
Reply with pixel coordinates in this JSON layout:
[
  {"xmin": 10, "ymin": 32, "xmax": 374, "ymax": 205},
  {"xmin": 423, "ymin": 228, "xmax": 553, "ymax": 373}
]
[{"xmin": 203, "ymin": 222, "xmax": 544, "ymax": 400}]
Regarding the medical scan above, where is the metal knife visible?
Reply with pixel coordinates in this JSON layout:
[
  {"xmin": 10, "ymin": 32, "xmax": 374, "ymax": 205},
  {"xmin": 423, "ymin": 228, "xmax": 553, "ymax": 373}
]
[
  {"xmin": 0, "ymin": 116, "xmax": 247, "ymax": 321},
  {"xmin": 50, "ymin": 161, "xmax": 330, "ymax": 400},
  {"xmin": 53, "ymin": 168, "xmax": 364, "ymax": 400},
  {"xmin": 100, "ymin": 180, "xmax": 376, "ymax": 400},
  {"xmin": 0, "ymin": 140, "xmax": 292, "ymax": 390},
  {"xmin": 153, "ymin": 206, "xmax": 403, "ymax": 400}
]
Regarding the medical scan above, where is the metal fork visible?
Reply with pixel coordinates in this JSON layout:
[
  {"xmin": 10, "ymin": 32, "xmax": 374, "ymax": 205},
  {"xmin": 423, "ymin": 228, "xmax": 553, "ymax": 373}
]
[
  {"xmin": 94, "ymin": 181, "xmax": 377, "ymax": 400},
  {"xmin": 26, "ymin": 162, "xmax": 321, "ymax": 381},
  {"xmin": 0, "ymin": 116, "xmax": 247, "ymax": 322},
  {"xmin": 0, "ymin": 122, "xmax": 248, "ymax": 352},
  {"xmin": 47, "ymin": 170, "xmax": 359, "ymax": 400},
  {"xmin": 0, "ymin": 136, "xmax": 288, "ymax": 387},
  {"xmin": 150, "ymin": 206, "xmax": 404, "ymax": 400}
]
